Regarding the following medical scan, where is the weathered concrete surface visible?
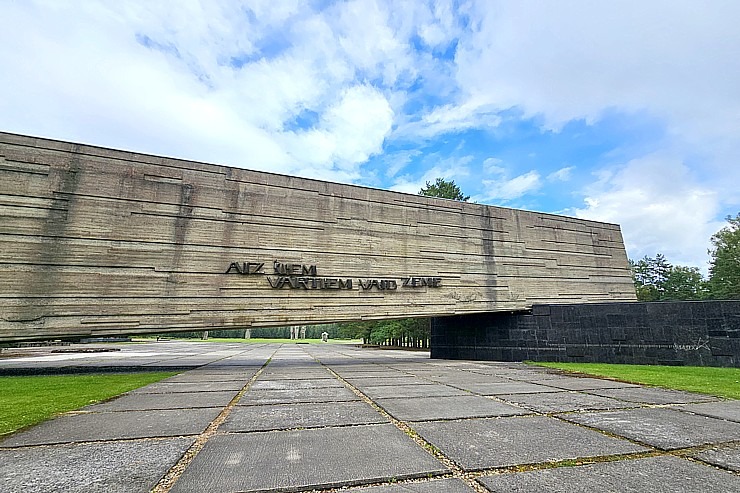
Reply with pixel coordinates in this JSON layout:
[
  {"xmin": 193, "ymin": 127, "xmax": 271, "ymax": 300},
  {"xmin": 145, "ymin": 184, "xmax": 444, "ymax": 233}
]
[
  {"xmin": 412, "ymin": 416, "xmax": 647, "ymax": 470},
  {"xmin": 0, "ymin": 438, "xmax": 194, "ymax": 493},
  {"xmin": 0, "ymin": 132, "xmax": 635, "ymax": 343},
  {"xmin": 693, "ymin": 443, "xmax": 740, "ymax": 472},
  {"xmin": 0, "ymin": 408, "xmax": 223, "ymax": 447},
  {"xmin": 496, "ymin": 391, "xmax": 635, "ymax": 413},
  {"xmin": 222, "ymin": 401, "xmax": 385, "ymax": 432},
  {"xmin": 84, "ymin": 390, "xmax": 238, "ymax": 411},
  {"xmin": 375, "ymin": 395, "xmax": 529, "ymax": 421},
  {"xmin": 561, "ymin": 408, "xmax": 740, "ymax": 450},
  {"xmin": 479, "ymin": 455, "xmax": 740, "ymax": 492},
  {"xmin": 343, "ymin": 478, "xmax": 476, "ymax": 492},
  {"xmin": 675, "ymin": 400, "xmax": 740, "ymax": 422},
  {"xmin": 170, "ymin": 425, "xmax": 447, "ymax": 493},
  {"xmin": 1, "ymin": 341, "xmax": 739, "ymax": 492},
  {"xmin": 586, "ymin": 386, "xmax": 719, "ymax": 405}
]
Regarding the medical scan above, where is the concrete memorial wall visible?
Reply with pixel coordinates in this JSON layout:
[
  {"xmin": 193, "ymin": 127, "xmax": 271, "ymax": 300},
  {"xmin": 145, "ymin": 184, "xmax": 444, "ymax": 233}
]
[{"xmin": 0, "ymin": 132, "xmax": 636, "ymax": 342}]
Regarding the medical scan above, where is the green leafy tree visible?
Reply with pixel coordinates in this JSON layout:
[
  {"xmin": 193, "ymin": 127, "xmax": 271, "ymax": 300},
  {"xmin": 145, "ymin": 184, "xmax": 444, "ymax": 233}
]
[
  {"xmin": 707, "ymin": 213, "xmax": 740, "ymax": 299},
  {"xmin": 631, "ymin": 257, "xmax": 660, "ymax": 301},
  {"xmin": 631, "ymin": 254, "xmax": 707, "ymax": 301},
  {"xmin": 419, "ymin": 178, "xmax": 470, "ymax": 201},
  {"xmin": 663, "ymin": 266, "xmax": 708, "ymax": 300}
]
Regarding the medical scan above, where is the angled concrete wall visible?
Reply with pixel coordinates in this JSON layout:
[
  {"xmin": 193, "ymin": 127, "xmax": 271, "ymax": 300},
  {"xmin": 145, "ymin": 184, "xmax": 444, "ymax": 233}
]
[{"xmin": 0, "ymin": 132, "xmax": 636, "ymax": 342}]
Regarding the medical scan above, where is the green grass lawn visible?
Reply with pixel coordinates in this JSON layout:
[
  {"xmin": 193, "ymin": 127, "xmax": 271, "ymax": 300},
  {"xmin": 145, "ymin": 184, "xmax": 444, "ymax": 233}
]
[
  {"xmin": 0, "ymin": 372, "xmax": 177, "ymax": 437},
  {"xmin": 532, "ymin": 362, "xmax": 740, "ymax": 399}
]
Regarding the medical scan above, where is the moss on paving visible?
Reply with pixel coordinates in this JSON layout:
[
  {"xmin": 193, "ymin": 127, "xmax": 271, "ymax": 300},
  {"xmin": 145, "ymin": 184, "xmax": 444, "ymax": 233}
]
[
  {"xmin": 531, "ymin": 362, "xmax": 740, "ymax": 399},
  {"xmin": 0, "ymin": 372, "xmax": 177, "ymax": 436}
]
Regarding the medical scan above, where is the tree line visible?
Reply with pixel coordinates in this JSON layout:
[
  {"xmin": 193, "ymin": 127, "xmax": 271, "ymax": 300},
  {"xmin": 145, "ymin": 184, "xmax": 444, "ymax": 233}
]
[{"xmin": 631, "ymin": 213, "xmax": 740, "ymax": 301}]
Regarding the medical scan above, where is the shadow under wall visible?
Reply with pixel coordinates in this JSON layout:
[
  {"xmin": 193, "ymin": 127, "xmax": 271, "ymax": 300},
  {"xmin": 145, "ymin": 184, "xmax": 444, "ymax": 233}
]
[{"xmin": 430, "ymin": 301, "xmax": 740, "ymax": 368}]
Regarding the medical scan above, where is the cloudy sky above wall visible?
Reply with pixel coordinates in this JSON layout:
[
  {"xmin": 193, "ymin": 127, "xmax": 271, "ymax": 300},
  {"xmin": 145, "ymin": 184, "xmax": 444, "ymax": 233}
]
[{"xmin": 1, "ymin": 1, "xmax": 738, "ymax": 270}]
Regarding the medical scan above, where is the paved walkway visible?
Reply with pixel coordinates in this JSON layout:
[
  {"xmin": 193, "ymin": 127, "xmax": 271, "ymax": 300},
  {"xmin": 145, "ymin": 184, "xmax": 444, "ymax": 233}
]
[{"xmin": 1, "ymin": 341, "xmax": 739, "ymax": 492}]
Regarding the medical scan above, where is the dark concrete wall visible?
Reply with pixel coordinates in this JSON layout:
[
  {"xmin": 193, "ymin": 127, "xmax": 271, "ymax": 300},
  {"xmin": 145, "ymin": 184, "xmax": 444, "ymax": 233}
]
[{"xmin": 431, "ymin": 301, "xmax": 740, "ymax": 367}]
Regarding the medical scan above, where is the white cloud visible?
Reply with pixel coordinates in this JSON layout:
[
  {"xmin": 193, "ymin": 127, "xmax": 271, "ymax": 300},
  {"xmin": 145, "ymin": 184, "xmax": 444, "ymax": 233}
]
[
  {"xmin": 572, "ymin": 153, "xmax": 724, "ymax": 269},
  {"xmin": 483, "ymin": 157, "xmax": 505, "ymax": 175},
  {"xmin": 480, "ymin": 171, "xmax": 542, "ymax": 202},
  {"xmin": 547, "ymin": 166, "xmax": 574, "ymax": 182},
  {"xmin": 1, "ymin": 0, "xmax": 738, "ymax": 272},
  {"xmin": 456, "ymin": 2, "xmax": 740, "ymax": 136},
  {"xmin": 0, "ymin": 1, "xmax": 405, "ymax": 183},
  {"xmin": 396, "ymin": 97, "xmax": 502, "ymax": 140},
  {"xmin": 390, "ymin": 156, "xmax": 472, "ymax": 195},
  {"xmin": 281, "ymin": 84, "xmax": 393, "ymax": 173}
]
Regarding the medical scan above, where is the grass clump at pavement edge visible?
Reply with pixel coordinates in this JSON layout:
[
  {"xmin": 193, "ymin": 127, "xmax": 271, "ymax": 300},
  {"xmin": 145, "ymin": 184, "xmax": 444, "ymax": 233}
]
[
  {"xmin": 531, "ymin": 362, "xmax": 740, "ymax": 399},
  {"xmin": 0, "ymin": 372, "xmax": 177, "ymax": 436}
]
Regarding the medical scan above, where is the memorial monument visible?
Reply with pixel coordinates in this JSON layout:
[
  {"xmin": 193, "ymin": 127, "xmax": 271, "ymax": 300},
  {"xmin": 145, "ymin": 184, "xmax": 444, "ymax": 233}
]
[{"xmin": 0, "ymin": 132, "xmax": 636, "ymax": 343}]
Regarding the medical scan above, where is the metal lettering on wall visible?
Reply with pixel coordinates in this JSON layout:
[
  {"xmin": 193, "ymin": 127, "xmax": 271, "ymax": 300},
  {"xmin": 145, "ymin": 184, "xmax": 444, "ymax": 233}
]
[{"xmin": 224, "ymin": 261, "xmax": 442, "ymax": 291}]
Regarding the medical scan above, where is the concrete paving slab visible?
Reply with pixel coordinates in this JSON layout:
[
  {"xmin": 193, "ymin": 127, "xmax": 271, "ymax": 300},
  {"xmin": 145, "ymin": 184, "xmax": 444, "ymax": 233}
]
[
  {"xmin": 131, "ymin": 380, "xmax": 245, "ymax": 393},
  {"xmin": 457, "ymin": 382, "xmax": 564, "ymax": 395},
  {"xmin": 497, "ymin": 391, "xmax": 635, "ymax": 413},
  {"xmin": 205, "ymin": 360, "xmax": 271, "ymax": 367},
  {"xmin": 587, "ymin": 387, "xmax": 719, "ymax": 405},
  {"xmin": 478, "ymin": 455, "xmax": 740, "ymax": 493},
  {"xmin": 376, "ymin": 395, "xmax": 530, "ymax": 421},
  {"xmin": 428, "ymin": 375, "xmax": 513, "ymax": 385},
  {"xmin": 222, "ymin": 401, "xmax": 385, "ymax": 432},
  {"xmin": 7, "ymin": 342, "xmax": 740, "ymax": 493},
  {"xmin": 360, "ymin": 384, "xmax": 467, "ymax": 399},
  {"xmin": 333, "ymin": 369, "xmax": 407, "ymax": 377},
  {"xmin": 413, "ymin": 416, "xmax": 646, "ymax": 470},
  {"xmin": 693, "ymin": 443, "xmax": 740, "ymax": 472},
  {"xmin": 163, "ymin": 371, "xmax": 257, "ymax": 383},
  {"xmin": 0, "ymin": 437, "xmax": 193, "ymax": 493},
  {"xmin": 0, "ymin": 408, "xmax": 221, "ymax": 447},
  {"xmin": 237, "ymin": 387, "xmax": 359, "ymax": 405},
  {"xmin": 561, "ymin": 408, "xmax": 740, "ymax": 450},
  {"xmin": 84, "ymin": 390, "xmax": 237, "ymax": 411},
  {"xmin": 675, "ymin": 400, "xmax": 740, "ymax": 423},
  {"xmin": 342, "ymin": 478, "xmax": 475, "ymax": 492},
  {"xmin": 536, "ymin": 377, "xmax": 639, "ymax": 391},
  {"xmin": 258, "ymin": 371, "xmax": 335, "ymax": 380},
  {"xmin": 343, "ymin": 377, "xmax": 434, "ymax": 387},
  {"xmin": 250, "ymin": 379, "xmax": 344, "ymax": 390},
  {"xmin": 169, "ymin": 424, "xmax": 447, "ymax": 493}
]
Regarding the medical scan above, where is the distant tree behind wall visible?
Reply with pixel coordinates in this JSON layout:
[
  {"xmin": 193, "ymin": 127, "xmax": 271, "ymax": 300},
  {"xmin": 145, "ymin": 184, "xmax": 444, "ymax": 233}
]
[
  {"xmin": 631, "ymin": 255, "xmax": 708, "ymax": 301},
  {"xmin": 418, "ymin": 177, "xmax": 470, "ymax": 201},
  {"xmin": 707, "ymin": 213, "xmax": 740, "ymax": 299}
]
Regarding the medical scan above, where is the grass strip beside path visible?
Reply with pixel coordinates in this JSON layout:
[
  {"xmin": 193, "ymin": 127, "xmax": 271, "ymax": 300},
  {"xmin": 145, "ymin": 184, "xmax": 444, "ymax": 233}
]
[
  {"xmin": 0, "ymin": 372, "xmax": 177, "ymax": 436},
  {"xmin": 532, "ymin": 363, "xmax": 740, "ymax": 399}
]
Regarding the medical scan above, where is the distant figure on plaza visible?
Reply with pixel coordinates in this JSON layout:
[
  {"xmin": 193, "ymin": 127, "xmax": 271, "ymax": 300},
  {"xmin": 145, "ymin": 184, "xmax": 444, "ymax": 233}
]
[{"xmin": 321, "ymin": 332, "xmax": 329, "ymax": 343}]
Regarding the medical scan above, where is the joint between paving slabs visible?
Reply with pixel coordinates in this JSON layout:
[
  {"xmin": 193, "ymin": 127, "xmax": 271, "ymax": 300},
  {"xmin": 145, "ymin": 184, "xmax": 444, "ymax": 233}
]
[
  {"xmin": 315, "ymin": 360, "xmax": 490, "ymax": 493},
  {"xmin": 317, "ymin": 357, "xmax": 740, "ymax": 488},
  {"xmin": 547, "ymin": 410, "xmax": 740, "ymax": 476},
  {"xmin": 150, "ymin": 354, "xmax": 276, "ymax": 493},
  {"xmin": 467, "ymin": 450, "xmax": 664, "ymax": 479}
]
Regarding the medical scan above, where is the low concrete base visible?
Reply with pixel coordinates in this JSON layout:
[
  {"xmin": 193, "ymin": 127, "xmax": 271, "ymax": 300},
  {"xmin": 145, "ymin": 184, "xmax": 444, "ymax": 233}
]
[{"xmin": 431, "ymin": 300, "xmax": 740, "ymax": 367}]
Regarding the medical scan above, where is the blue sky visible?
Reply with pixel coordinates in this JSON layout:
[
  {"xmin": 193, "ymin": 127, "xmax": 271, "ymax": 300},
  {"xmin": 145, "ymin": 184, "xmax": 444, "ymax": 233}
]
[{"xmin": 1, "ymin": 1, "xmax": 738, "ymax": 271}]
